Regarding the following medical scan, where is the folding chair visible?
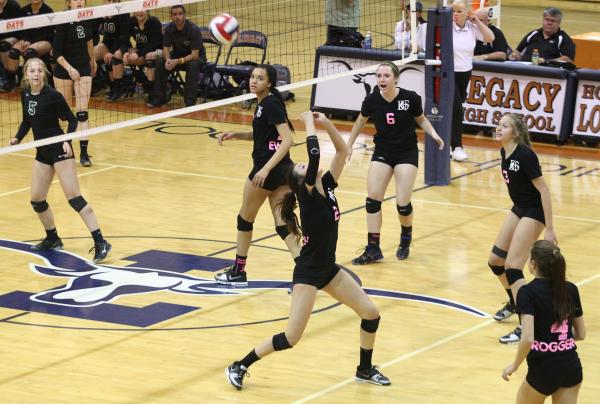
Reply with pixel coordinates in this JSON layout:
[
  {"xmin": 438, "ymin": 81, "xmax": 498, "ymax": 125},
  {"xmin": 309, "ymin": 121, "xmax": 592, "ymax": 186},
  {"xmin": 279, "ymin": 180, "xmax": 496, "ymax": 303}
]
[{"xmin": 197, "ymin": 26, "xmax": 228, "ymax": 102}]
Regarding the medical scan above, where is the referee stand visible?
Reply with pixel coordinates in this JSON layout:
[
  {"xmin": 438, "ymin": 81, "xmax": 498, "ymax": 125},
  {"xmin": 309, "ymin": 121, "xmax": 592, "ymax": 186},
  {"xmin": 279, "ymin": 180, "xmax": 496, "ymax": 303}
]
[{"xmin": 424, "ymin": 4, "xmax": 455, "ymax": 185}]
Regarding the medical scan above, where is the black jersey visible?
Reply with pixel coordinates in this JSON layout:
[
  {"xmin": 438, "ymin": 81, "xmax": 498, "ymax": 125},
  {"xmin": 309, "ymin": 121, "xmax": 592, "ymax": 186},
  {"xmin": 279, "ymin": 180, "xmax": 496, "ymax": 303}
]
[
  {"xmin": 501, "ymin": 143, "xmax": 543, "ymax": 209},
  {"xmin": 0, "ymin": 0, "xmax": 25, "ymax": 40},
  {"xmin": 98, "ymin": 13, "xmax": 130, "ymax": 51},
  {"xmin": 474, "ymin": 24, "xmax": 508, "ymax": 56},
  {"xmin": 15, "ymin": 85, "xmax": 78, "ymax": 142},
  {"xmin": 53, "ymin": 20, "xmax": 94, "ymax": 66},
  {"xmin": 361, "ymin": 87, "xmax": 423, "ymax": 153},
  {"xmin": 516, "ymin": 28, "xmax": 576, "ymax": 62},
  {"xmin": 21, "ymin": 3, "xmax": 54, "ymax": 44},
  {"xmin": 517, "ymin": 278, "xmax": 583, "ymax": 363},
  {"xmin": 251, "ymin": 94, "xmax": 292, "ymax": 168},
  {"xmin": 297, "ymin": 171, "xmax": 340, "ymax": 267},
  {"xmin": 163, "ymin": 19, "xmax": 204, "ymax": 57},
  {"xmin": 129, "ymin": 15, "xmax": 163, "ymax": 54}
]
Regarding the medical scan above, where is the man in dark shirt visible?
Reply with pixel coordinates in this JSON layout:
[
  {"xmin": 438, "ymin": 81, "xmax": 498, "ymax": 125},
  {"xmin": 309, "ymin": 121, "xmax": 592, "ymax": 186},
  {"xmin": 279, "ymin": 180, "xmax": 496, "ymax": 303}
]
[
  {"xmin": 509, "ymin": 7, "xmax": 575, "ymax": 64},
  {"xmin": 473, "ymin": 7, "xmax": 508, "ymax": 62},
  {"xmin": 150, "ymin": 5, "xmax": 206, "ymax": 107}
]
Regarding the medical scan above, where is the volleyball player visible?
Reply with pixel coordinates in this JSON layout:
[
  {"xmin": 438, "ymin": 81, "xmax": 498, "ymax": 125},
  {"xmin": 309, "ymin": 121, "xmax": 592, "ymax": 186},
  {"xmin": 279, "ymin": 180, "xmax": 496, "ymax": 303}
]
[
  {"xmin": 94, "ymin": 0, "xmax": 130, "ymax": 102},
  {"xmin": 9, "ymin": 58, "xmax": 111, "ymax": 263},
  {"xmin": 123, "ymin": 10, "xmax": 163, "ymax": 103},
  {"xmin": 488, "ymin": 114, "xmax": 557, "ymax": 344},
  {"xmin": 53, "ymin": 0, "xmax": 96, "ymax": 167},
  {"xmin": 347, "ymin": 61, "xmax": 444, "ymax": 265},
  {"xmin": 225, "ymin": 111, "xmax": 390, "ymax": 390},
  {"xmin": 502, "ymin": 240, "xmax": 585, "ymax": 403},
  {"xmin": 214, "ymin": 65, "xmax": 301, "ymax": 287}
]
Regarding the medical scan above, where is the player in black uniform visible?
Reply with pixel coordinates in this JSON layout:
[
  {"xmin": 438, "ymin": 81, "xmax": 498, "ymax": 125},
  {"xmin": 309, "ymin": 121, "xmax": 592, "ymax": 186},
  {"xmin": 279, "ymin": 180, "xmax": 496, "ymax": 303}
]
[
  {"xmin": 6, "ymin": 0, "xmax": 54, "ymax": 85},
  {"xmin": 214, "ymin": 65, "xmax": 301, "ymax": 287},
  {"xmin": 93, "ymin": 0, "xmax": 130, "ymax": 102},
  {"xmin": 53, "ymin": 0, "xmax": 96, "ymax": 167},
  {"xmin": 488, "ymin": 114, "xmax": 557, "ymax": 344},
  {"xmin": 123, "ymin": 10, "xmax": 162, "ymax": 103},
  {"xmin": 347, "ymin": 61, "xmax": 444, "ymax": 264},
  {"xmin": 8, "ymin": 58, "xmax": 111, "ymax": 263},
  {"xmin": 502, "ymin": 240, "xmax": 585, "ymax": 403},
  {"xmin": 225, "ymin": 111, "xmax": 390, "ymax": 390},
  {"xmin": 0, "ymin": 0, "xmax": 25, "ymax": 92}
]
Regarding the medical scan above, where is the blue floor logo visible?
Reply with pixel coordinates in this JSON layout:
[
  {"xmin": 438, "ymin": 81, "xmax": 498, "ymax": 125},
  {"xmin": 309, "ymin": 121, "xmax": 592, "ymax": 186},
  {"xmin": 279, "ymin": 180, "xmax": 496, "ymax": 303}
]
[{"xmin": 0, "ymin": 239, "xmax": 489, "ymax": 328}]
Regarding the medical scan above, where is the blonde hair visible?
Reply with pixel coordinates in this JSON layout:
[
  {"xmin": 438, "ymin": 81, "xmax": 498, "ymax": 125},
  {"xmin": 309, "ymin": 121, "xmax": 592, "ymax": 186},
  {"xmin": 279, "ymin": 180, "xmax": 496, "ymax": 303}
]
[
  {"xmin": 65, "ymin": 0, "xmax": 85, "ymax": 10},
  {"xmin": 503, "ymin": 114, "xmax": 531, "ymax": 146},
  {"xmin": 21, "ymin": 58, "xmax": 49, "ymax": 90},
  {"xmin": 452, "ymin": 0, "xmax": 468, "ymax": 10}
]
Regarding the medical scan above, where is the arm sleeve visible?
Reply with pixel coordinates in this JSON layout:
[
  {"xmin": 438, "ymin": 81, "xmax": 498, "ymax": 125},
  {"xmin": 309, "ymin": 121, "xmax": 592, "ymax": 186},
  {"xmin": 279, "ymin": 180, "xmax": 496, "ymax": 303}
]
[
  {"xmin": 523, "ymin": 148, "xmax": 542, "ymax": 180},
  {"xmin": 53, "ymin": 24, "xmax": 65, "ymax": 58},
  {"xmin": 305, "ymin": 135, "xmax": 321, "ymax": 187},
  {"xmin": 163, "ymin": 25, "xmax": 172, "ymax": 48},
  {"xmin": 55, "ymin": 91, "xmax": 78, "ymax": 133},
  {"xmin": 15, "ymin": 93, "xmax": 30, "ymax": 142},
  {"xmin": 321, "ymin": 171, "xmax": 338, "ymax": 190},
  {"xmin": 516, "ymin": 285, "xmax": 535, "ymax": 316},
  {"xmin": 516, "ymin": 33, "xmax": 530, "ymax": 53},
  {"xmin": 559, "ymin": 35, "xmax": 576, "ymax": 60},
  {"xmin": 492, "ymin": 28, "xmax": 509, "ymax": 54},
  {"xmin": 190, "ymin": 25, "xmax": 202, "ymax": 50}
]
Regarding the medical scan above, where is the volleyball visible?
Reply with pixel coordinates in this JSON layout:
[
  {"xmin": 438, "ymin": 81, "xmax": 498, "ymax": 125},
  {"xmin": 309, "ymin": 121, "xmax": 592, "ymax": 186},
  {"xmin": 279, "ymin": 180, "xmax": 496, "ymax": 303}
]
[{"xmin": 209, "ymin": 13, "xmax": 240, "ymax": 45}]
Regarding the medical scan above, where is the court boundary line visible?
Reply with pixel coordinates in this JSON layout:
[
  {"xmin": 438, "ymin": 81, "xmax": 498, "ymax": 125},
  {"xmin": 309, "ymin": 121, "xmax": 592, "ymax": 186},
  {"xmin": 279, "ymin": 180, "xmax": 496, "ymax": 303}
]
[{"xmin": 292, "ymin": 271, "xmax": 600, "ymax": 403}]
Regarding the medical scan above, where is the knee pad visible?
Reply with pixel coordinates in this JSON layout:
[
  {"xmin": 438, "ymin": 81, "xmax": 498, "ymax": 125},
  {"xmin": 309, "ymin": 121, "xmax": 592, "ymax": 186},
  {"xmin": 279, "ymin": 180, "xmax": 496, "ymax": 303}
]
[
  {"xmin": 23, "ymin": 48, "xmax": 38, "ymax": 60},
  {"xmin": 365, "ymin": 197, "xmax": 382, "ymax": 214},
  {"xmin": 272, "ymin": 332, "xmax": 292, "ymax": 351},
  {"xmin": 0, "ymin": 41, "xmax": 11, "ymax": 52},
  {"xmin": 76, "ymin": 111, "xmax": 88, "ymax": 123},
  {"xmin": 488, "ymin": 262, "xmax": 505, "ymax": 276},
  {"xmin": 396, "ymin": 202, "xmax": 413, "ymax": 216},
  {"xmin": 68, "ymin": 196, "xmax": 88, "ymax": 212},
  {"xmin": 144, "ymin": 59, "xmax": 156, "ymax": 69},
  {"xmin": 505, "ymin": 268, "xmax": 525, "ymax": 286},
  {"xmin": 30, "ymin": 200, "xmax": 49, "ymax": 213},
  {"xmin": 491, "ymin": 245, "xmax": 508, "ymax": 259},
  {"xmin": 237, "ymin": 214, "xmax": 253, "ymax": 232},
  {"xmin": 361, "ymin": 316, "xmax": 380, "ymax": 333},
  {"xmin": 275, "ymin": 225, "xmax": 289, "ymax": 240},
  {"xmin": 111, "ymin": 57, "xmax": 123, "ymax": 66},
  {"xmin": 8, "ymin": 48, "xmax": 21, "ymax": 60}
]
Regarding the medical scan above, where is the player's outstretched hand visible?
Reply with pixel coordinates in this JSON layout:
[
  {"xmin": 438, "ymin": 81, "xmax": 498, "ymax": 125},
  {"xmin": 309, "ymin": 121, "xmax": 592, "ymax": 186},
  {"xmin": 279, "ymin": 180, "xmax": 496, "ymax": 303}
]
[{"xmin": 217, "ymin": 132, "xmax": 236, "ymax": 146}]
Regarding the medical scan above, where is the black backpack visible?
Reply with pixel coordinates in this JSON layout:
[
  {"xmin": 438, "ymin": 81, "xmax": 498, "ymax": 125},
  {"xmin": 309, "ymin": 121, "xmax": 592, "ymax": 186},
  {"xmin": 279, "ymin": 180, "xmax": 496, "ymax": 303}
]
[
  {"xmin": 325, "ymin": 27, "xmax": 365, "ymax": 48},
  {"xmin": 272, "ymin": 64, "xmax": 294, "ymax": 101}
]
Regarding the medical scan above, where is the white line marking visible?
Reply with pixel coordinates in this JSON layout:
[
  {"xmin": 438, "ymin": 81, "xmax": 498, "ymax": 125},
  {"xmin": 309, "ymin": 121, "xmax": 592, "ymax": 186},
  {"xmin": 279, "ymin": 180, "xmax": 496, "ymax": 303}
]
[
  {"xmin": 0, "ymin": 166, "xmax": 117, "ymax": 198},
  {"xmin": 293, "ymin": 272, "xmax": 600, "ymax": 403}
]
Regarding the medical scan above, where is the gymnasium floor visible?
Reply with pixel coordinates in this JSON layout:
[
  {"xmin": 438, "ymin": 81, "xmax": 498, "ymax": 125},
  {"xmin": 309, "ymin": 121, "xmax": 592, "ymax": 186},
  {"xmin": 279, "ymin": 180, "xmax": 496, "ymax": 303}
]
[{"xmin": 1, "ymin": 1, "xmax": 599, "ymax": 403}]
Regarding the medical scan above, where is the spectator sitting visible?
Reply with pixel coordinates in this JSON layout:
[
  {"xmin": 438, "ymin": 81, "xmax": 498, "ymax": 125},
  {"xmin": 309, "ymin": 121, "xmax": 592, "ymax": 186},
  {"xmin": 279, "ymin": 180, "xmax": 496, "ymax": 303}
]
[
  {"xmin": 394, "ymin": 0, "xmax": 426, "ymax": 53},
  {"xmin": 509, "ymin": 7, "xmax": 575, "ymax": 64},
  {"xmin": 150, "ymin": 5, "xmax": 206, "ymax": 108},
  {"xmin": 473, "ymin": 7, "xmax": 508, "ymax": 62},
  {"xmin": 0, "ymin": 0, "xmax": 25, "ymax": 92}
]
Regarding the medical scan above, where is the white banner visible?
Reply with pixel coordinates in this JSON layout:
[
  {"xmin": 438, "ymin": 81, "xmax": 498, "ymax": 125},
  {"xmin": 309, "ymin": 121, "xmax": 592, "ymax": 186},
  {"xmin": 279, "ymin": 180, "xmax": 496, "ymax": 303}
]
[
  {"xmin": 572, "ymin": 80, "xmax": 600, "ymax": 138},
  {"xmin": 464, "ymin": 70, "xmax": 567, "ymax": 135},
  {"xmin": 312, "ymin": 55, "xmax": 425, "ymax": 112}
]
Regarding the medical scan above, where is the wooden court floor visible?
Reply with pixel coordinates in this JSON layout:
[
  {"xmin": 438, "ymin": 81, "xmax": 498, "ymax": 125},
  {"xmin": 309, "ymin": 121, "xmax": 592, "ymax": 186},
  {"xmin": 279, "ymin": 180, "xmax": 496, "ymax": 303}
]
[{"xmin": 0, "ymin": 110, "xmax": 599, "ymax": 403}]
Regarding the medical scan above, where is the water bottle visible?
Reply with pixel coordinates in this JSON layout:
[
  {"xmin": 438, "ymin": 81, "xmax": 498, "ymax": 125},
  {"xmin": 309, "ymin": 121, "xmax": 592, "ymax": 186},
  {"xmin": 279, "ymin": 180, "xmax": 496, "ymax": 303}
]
[
  {"xmin": 363, "ymin": 31, "xmax": 372, "ymax": 49},
  {"xmin": 531, "ymin": 49, "xmax": 540, "ymax": 66}
]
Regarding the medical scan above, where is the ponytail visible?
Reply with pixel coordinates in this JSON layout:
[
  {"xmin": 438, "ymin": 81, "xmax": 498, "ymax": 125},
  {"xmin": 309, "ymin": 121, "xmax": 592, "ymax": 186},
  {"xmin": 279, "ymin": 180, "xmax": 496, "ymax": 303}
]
[
  {"xmin": 531, "ymin": 240, "xmax": 573, "ymax": 323},
  {"xmin": 258, "ymin": 64, "xmax": 294, "ymax": 132},
  {"xmin": 278, "ymin": 164, "xmax": 302, "ymax": 241},
  {"xmin": 505, "ymin": 113, "xmax": 531, "ymax": 147}
]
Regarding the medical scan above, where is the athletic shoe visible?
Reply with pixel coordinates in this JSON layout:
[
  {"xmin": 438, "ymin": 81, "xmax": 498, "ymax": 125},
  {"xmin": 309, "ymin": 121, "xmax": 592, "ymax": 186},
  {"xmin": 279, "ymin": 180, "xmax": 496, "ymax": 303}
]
[
  {"xmin": 107, "ymin": 87, "xmax": 125, "ymax": 102},
  {"xmin": 80, "ymin": 153, "xmax": 92, "ymax": 167},
  {"xmin": 355, "ymin": 366, "xmax": 391, "ymax": 386},
  {"xmin": 31, "ymin": 237, "xmax": 64, "ymax": 251},
  {"xmin": 452, "ymin": 147, "xmax": 469, "ymax": 162},
  {"xmin": 214, "ymin": 266, "xmax": 248, "ymax": 287},
  {"xmin": 225, "ymin": 362, "xmax": 249, "ymax": 390},
  {"xmin": 90, "ymin": 241, "xmax": 112, "ymax": 263},
  {"xmin": 493, "ymin": 302, "xmax": 517, "ymax": 322},
  {"xmin": 352, "ymin": 246, "xmax": 384, "ymax": 265},
  {"xmin": 499, "ymin": 326, "xmax": 522, "ymax": 344},
  {"xmin": 396, "ymin": 235, "xmax": 412, "ymax": 260}
]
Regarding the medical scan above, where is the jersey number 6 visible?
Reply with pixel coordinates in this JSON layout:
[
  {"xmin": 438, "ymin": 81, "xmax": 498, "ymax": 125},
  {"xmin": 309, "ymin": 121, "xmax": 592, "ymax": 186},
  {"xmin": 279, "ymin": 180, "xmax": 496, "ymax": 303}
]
[{"xmin": 386, "ymin": 112, "xmax": 395, "ymax": 125}]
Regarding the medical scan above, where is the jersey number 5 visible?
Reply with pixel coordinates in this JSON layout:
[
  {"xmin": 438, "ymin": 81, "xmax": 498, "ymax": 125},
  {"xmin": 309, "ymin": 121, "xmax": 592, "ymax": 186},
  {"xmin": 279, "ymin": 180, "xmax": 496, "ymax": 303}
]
[
  {"xmin": 28, "ymin": 101, "xmax": 38, "ymax": 115},
  {"xmin": 386, "ymin": 112, "xmax": 395, "ymax": 125}
]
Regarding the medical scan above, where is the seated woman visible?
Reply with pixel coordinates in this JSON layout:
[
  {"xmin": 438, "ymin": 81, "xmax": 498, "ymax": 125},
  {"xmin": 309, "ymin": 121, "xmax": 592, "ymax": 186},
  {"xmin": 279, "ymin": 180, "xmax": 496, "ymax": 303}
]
[{"xmin": 123, "ymin": 10, "xmax": 163, "ymax": 102}]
